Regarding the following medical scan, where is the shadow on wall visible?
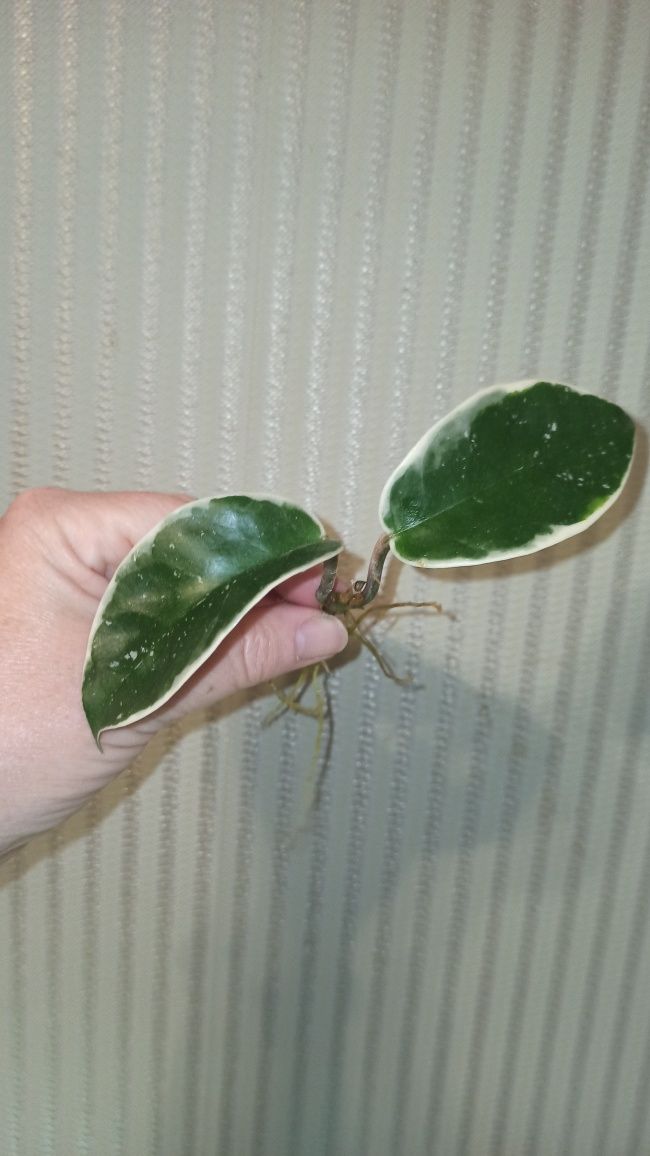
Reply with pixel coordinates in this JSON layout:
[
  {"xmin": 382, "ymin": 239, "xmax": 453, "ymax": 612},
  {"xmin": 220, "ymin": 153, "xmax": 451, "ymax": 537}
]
[
  {"xmin": 0, "ymin": 623, "xmax": 552, "ymax": 884},
  {"xmin": 1, "ymin": 412, "xmax": 645, "ymax": 887},
  {"xmin": 1, "ymin": 548, "xmax": 647, "ymax": 1155}
]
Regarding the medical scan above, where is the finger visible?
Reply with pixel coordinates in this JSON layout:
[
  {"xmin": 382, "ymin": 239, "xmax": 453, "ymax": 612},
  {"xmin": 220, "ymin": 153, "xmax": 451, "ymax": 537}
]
[
  {"xmin": 275, "ymin": 566, "xmax": 330, "ymax": 607},
  {"xmin": 276, "ymin": 563, "xmax": 347, "ymax": 607},
  {"xmin": 58, "ymin": 490, "xmax": 193, "ymax": 578},
  {"xmin": 8, "ymin": 488, "xmax": 192, "ymax": 580}
]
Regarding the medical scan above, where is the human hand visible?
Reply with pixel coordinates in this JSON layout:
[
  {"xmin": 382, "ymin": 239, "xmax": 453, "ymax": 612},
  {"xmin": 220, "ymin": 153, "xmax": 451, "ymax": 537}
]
[{"xmin": 0, "ymin": 488, "xmax": 348, "ymax": 855}]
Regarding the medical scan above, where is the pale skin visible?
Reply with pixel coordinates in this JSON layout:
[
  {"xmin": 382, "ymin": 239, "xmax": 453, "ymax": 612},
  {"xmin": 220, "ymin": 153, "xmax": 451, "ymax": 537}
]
[{"xmin": 0, "ymin": 487, "xmax": 349, "ymax": 857}]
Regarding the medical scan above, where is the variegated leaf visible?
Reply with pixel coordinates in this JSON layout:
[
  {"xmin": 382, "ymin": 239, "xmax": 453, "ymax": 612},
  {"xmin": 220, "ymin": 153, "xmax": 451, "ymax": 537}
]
[
  {"xmin": 380, "ymin": 381, "xmax": 635, "ymax": 567},
  {"xmin": 82, "ymin": 495, "xmax": 342, "ymax": 742}
]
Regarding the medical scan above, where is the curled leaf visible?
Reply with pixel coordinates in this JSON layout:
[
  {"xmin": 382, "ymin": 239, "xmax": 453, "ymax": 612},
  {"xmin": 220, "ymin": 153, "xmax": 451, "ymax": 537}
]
[{"xmin": 82, "ymin": 495, "xmax": 342, "ymax": 743}]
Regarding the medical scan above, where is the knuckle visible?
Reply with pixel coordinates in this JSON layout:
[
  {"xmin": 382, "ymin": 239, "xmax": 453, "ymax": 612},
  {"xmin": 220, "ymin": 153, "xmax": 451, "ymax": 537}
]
[
  {"xmin": 6, "ymin": 486, "xmax": 60, "ymax": 517},
  {"xmin": 1, "ymin": 486, "xmax": 61, "ymax": 529},
  {"xmin": 234, "ymin": 622, "xmax": 278, "ymax": 688}
]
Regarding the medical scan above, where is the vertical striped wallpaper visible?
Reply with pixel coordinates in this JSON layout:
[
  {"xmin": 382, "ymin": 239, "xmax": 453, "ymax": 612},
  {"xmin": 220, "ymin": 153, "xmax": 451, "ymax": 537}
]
[{"xmin": 1, "ymin": 1, "xmax": 649, "ymax": 1153}]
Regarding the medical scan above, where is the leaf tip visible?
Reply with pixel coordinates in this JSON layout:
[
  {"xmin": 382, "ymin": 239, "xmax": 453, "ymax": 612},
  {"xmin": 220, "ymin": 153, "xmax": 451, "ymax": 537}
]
[{"xmin": 82, "ymin": 678, "xmax": 105, "ymax": 752}]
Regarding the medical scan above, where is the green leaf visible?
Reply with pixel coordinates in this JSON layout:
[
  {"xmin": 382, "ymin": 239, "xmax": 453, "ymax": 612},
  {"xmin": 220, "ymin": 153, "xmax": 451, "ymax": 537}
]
[
  {"xmin": 380, "ymin": 380, "xmax": 635, "ymax": 567},
  {"xmin": 82, "ymin": 495, "xmax": 342, "ymax": 743}
]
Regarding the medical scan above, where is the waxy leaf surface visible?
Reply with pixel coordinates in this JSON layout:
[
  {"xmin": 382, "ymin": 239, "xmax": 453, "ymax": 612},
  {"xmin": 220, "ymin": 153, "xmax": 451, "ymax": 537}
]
[
  {"xmin": 380, "ymin": 381, "xmax": 635, "ymax": 567},
  {"xmin": 82, "ymin": 495, "xmax": 342, "ymax": 741}
]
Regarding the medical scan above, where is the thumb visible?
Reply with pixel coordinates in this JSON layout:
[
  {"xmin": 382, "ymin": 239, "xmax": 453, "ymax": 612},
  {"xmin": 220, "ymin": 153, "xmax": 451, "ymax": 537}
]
[
  {"xmin": 227, "ymin": 601, "xmax": 351, "ymax": 689},
  {"xmin": 132, "ymin": 599, "xmax": 349, "ymax": 734}
]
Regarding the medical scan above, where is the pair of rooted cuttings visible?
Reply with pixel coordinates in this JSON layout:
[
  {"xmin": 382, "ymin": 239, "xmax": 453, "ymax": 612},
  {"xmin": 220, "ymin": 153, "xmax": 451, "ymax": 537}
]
[{"xmin": 82, "ymin": 380, "xmax": 636, "ymax": 744}]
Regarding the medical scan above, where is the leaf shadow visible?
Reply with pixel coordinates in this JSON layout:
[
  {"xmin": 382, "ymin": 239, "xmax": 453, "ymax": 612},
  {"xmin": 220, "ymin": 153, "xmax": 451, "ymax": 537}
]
[{"xmin": 2, "ymin": 422, "xmax": 644, "ymax": 884}]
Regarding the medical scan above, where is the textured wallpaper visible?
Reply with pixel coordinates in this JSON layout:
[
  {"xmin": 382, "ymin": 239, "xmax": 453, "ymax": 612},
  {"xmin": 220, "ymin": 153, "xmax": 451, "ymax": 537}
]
[{"xmin": 1, "ymin": 1, "xmax": 649, "ymax": 1153}]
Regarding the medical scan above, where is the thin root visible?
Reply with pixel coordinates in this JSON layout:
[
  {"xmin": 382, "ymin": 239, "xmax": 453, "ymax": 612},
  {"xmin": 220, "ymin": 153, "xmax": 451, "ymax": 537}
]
[
  {"xmin": 352, "ymin": 598, "xmax": 453, "ymax": 626},
  {"xmin": 265, "ymin": 596, "xmax": 452, "ymax": 834},
  {"xmin": 343, "ymin": 609, "xmax": 413, "ymax": 685},
  {"xmin": 341, "ymin": 599, "xmax": 450, "ymax": 685},
  {"xmin": 264, "ymin": 664, "xmax": 328, "ymax": 725}
]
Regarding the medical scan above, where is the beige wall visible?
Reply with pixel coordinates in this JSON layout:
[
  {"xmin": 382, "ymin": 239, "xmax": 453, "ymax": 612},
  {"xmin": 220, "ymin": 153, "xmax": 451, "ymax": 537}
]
[{"xmin": 1, "ymin": 1, "xmax": 649, "ymax": 1152}]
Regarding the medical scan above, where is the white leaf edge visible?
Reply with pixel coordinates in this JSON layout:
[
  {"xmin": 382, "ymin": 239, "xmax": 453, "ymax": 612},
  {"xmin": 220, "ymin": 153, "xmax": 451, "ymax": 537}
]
[
  {"xmin": 378, "ymin": 379, "xmax": 635, "ymax": 568},
  {"xmin": 83, "ymin": 493, "xmax": 343, "ymax": 738}
]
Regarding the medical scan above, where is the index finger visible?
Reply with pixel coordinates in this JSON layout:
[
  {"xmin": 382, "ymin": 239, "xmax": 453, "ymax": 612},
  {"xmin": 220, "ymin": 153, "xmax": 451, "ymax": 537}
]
[{"xmin": 275, "ymin": 564, "xmax": 346, "ymax": 608}]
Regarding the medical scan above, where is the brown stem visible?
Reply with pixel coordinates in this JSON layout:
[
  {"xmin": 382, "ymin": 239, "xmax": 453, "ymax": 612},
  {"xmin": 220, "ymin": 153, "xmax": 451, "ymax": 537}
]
[
  {"xmin": 316, "ymin": 533, "xmax": 392, "ymax": 614},
  {"xmin": 315, "ymin": 555, "xmax": 339, "ymax": 608},
  {"xmin": 349, "ymin": 533, "xmax": 391, "ymax": 607}
]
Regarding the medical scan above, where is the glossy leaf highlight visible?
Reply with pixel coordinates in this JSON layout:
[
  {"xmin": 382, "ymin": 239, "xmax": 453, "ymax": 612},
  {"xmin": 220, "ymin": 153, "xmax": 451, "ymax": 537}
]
[
  {"xmin": 380, "ymin": 381, "xmax": 635, "ymax": 567},
  {"xmin": 82, "ymin": 495, "xmax": 342, "ymax": 742}
]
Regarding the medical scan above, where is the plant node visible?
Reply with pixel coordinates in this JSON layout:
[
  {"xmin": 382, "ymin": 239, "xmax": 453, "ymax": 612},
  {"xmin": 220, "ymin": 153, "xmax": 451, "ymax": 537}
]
[{"xmin": 316, "ymin": 533, "xmax": 391, "ymax": 613}]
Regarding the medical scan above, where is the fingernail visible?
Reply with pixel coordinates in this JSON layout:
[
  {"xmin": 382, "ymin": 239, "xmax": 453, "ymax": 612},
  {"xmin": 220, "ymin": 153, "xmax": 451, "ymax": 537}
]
[{"xmin": 295, "ymin": 613, "xmax": 349, "ymax": 662}]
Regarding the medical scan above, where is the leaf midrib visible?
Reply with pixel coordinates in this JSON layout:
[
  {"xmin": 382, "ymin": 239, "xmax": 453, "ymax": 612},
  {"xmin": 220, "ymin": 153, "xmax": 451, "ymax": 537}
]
[{"xmin": 390, "ymin": 460, "xmax": 528, "ymax": 539}]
